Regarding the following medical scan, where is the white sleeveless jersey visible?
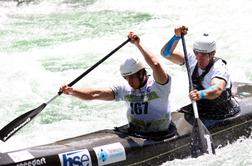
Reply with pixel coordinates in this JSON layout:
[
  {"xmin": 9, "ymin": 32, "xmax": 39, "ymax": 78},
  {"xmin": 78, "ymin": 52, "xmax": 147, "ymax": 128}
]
[
  {"xmin": 112, "ymin": 76, "xmax": 171, "ymax": 132},
  {"xmin": 187, "ymin": 52, "xmax": 231, "ymax": 89}
]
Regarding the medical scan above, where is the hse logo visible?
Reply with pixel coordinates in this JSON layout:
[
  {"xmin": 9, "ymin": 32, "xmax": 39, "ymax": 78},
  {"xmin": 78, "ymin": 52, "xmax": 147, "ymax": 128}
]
[{"xmin": 58, "ymin": 149, "xmax": 92, "ymax": 166}]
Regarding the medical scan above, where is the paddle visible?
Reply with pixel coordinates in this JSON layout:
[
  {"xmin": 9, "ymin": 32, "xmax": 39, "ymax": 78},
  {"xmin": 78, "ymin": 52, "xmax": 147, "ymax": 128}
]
[
  {"xmin": 181, "ymin": 34, "xmax": 215, "ymax": 157},
  {"xmin": 0, "ymin": 38, "xmax": 130, "ymax": 142}
]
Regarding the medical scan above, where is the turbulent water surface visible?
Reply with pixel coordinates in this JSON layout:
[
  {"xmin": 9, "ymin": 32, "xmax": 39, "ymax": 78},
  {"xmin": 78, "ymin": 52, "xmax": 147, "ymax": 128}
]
[{"xmin": 0, "ymin": 0, "xmax": 252, "ymax": 165}]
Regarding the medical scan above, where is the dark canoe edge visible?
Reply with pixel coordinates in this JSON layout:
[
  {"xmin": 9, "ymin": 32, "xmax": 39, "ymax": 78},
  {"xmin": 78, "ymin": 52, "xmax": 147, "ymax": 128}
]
[{"xmin": 0, "ymin": 81, "xmax": 252, "ymax": 166}]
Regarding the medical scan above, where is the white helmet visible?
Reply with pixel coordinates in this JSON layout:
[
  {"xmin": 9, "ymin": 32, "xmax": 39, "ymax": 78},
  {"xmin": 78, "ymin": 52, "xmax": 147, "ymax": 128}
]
[
  {"xmin": 193, "ymin": 33, "xmax": 216, "ymax": 53},
  {"xmin": 120, "ymin": 57, "xmax": 145, "ymax": 76}
]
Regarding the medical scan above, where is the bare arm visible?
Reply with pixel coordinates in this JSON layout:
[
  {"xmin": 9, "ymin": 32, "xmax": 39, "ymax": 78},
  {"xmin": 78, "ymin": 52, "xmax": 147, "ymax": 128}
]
[
  {"xmin": 163, "ymin": 51, "xmax": 185, "ymax": 65},
  {"xmin": 160, "ymin": 26, "xmax": 188, "ymax": 65},
  {"xmin": 189, "ymin": 77, "xmax": 227, "ymax": 101},
  {"xmin": 60, "ymin": 85, "xmax": 115, "ymax": 101},
  {"xmin": 128, "ymin": 32, "xmax": 169, "ymax": 85}
]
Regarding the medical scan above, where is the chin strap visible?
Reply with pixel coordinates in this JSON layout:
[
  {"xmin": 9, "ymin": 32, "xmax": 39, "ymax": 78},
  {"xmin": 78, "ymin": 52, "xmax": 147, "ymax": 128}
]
[
  {"xmin": 141, "ymin": 76, "xmax": 148, "ymax": 87},
  {"xmin": 138, "ymin": 73, "xmax": 148, "ymax": 88},
  {"xmin": 135, "ymin": 69, "xmax": 148, "ymax": 89}
]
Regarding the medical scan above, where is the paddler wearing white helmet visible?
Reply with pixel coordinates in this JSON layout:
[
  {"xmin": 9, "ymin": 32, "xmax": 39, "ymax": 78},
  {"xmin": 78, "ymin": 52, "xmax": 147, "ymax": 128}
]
[
  {"xmin": 119, "ymin": 57, "xmax": 146, "ymax": 89},
  {"xmin": 60, "ymin": 31, "xmax": 174, "ymax": 136},
  {"xmin": 161, "ymin": 25, "xmax": 240, "ymax": 120}
]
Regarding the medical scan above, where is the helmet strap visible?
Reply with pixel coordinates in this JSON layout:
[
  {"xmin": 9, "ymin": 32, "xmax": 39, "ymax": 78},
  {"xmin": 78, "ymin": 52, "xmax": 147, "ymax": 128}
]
[
  {"xmin": 209, "ymin": 51, "xmax": 216, "ymax": 62},
  {"xmin": 137, "ymin": 69, "xmax": 147, "ymax": 88}
]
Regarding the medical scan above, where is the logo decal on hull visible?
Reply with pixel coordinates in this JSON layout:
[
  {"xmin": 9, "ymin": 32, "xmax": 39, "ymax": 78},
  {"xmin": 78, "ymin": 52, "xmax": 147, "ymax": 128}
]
[
  {"xmin": 58, "ymin": 149, "xmax": 92, "ymax": 166},
  {"xmin": 16, "ymin": 158, "xmax": 46, "ymax": 166},
  {"xmin": 93, "ymin": 142, "xmax": 126, "ymax": 166},
  {"xmin": 98, "ymin": 149, "xmax": 108, "ymax": 162}
]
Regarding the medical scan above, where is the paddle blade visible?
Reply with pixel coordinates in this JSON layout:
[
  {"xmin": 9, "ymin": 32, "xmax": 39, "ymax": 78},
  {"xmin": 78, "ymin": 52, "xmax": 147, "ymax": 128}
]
[
  {"xmin": 191, "ymin": 118, "xmax": 215, "ymax": 157},
  {"xmin": 0, "ymin": 103, "xmax": 47, "ymax": 142}
]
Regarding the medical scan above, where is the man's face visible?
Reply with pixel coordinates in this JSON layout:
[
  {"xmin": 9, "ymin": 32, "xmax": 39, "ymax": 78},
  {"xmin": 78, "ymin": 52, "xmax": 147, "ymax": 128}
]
[
  {"xmin": 195, "ymin": 51, "xmax": 213, "ymax": 69},
  {"xmin": 123, "ymin": 72, "xmax": 141, "ymax": 89}
]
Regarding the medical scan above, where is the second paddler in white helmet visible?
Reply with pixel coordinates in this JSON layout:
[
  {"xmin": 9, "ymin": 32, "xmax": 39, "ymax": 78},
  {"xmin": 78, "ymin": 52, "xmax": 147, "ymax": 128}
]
[
  {"xmin": 192, "ymin": 33, "xmax": 217, "ymax": 69},
  {"xmin": 60, "ymin": 31, "xmax": 174, "ymax": 136},
  {"xmin": 160, "ymin": 25, "xmax": 240, "ymax": 120}
]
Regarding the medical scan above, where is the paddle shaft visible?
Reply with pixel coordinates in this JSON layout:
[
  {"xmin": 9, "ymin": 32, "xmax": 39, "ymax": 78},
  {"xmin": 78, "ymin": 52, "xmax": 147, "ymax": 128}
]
[
  {"xmin": 47, "ymin": 38, "xmax": 131, "ymax": 104},
  {"xmin": 59, "ymin": 38, "xmax": 131, "ymax": 94},
  {"xmin": 181, "ymin": 34, "xmax": 199, "ymax": 118},
  {"xmin": 181, "ymin": 34, "xmax": 215, "ymax": 156},
  {"xmin": 0, "ymin": 38, "xmax": 130, "ymax": 142}
]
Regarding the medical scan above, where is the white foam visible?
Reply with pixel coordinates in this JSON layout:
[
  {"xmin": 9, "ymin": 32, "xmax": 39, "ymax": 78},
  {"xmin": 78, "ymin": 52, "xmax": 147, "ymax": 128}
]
[{"xmin": 0, "ymin": 1, "xmax": 252, "ymax": 165}]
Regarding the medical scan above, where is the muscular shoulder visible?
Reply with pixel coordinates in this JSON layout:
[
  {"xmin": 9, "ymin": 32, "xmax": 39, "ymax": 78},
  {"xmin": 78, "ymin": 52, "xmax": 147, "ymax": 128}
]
[
  {"xmin": 152, "ymin": 75, "xmax": 172, "ymax": 93},
  {"xmin": 210, "ymin": 59, "xmax": 231, "ymax": 88},
  {"xmin": 211, "ymin": 59, "xmax": 229, "ymax": 75},
  {"xmin": 111, "ymin": 82, "xmax": 132, "ymax": 101}
]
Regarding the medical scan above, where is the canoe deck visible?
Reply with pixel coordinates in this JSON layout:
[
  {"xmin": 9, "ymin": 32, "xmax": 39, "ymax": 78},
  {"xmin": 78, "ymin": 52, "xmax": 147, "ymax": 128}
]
[{"xmin": 0, "ymin": 82, "xmax": 252, "ymax": 166}]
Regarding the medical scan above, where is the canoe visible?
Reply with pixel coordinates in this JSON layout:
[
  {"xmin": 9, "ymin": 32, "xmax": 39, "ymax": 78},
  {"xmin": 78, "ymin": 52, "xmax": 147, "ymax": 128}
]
[{"xmin": 0, "ymin": 82, "xmax": 252, "ymax": 166}]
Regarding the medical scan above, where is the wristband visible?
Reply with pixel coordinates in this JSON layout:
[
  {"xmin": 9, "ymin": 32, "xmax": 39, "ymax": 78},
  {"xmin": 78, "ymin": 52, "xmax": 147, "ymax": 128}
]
[
  {"xmin": 173, "ymin": 35, "xmax": 181, "ymax": 40},
  {"xmin": 162, "ymin": 35, "xmax": 181, "ymax": 57},
  {"xmin": 199, "ymin": 90, "xmax": 206, "ymax": 99}
]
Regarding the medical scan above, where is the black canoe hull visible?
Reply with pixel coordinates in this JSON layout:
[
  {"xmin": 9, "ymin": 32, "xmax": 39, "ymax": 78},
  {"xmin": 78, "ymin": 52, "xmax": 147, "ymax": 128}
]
[{"xmin": 0, "ymin": 82, "xmax": 252, "ymax": 166}]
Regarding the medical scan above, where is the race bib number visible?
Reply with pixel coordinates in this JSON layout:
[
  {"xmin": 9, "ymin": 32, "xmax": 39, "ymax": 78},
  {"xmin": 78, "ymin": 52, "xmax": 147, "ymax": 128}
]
[{"xmin": 130, "ymin": 102, "xmax": 148, "ymax": 115}]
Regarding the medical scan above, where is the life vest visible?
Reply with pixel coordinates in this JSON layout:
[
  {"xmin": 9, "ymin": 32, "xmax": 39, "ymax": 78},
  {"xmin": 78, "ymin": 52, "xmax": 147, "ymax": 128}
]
[{"xmin": 190, "ymin": 57, "xmax": 240, "ymax": 119}]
